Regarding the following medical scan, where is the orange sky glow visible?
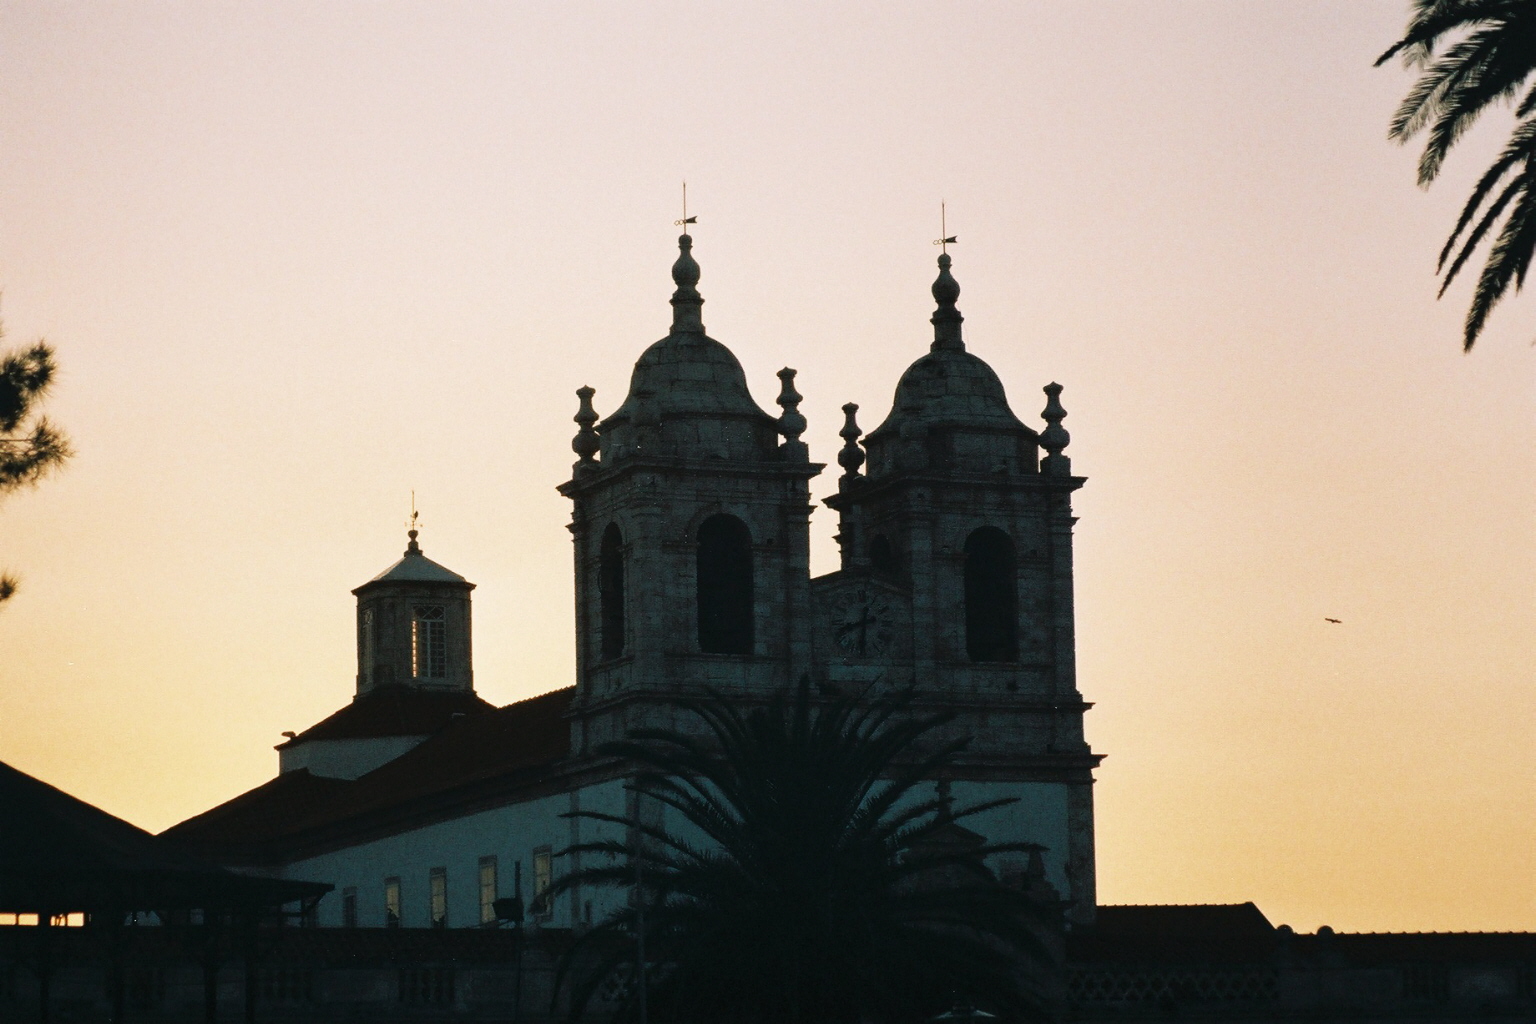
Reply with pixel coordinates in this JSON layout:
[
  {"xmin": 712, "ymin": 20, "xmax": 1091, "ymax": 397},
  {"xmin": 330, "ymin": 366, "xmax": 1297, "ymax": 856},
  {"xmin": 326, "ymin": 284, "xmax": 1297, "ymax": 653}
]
[{"xmin": 0, "ymin": 1, "xmax": 1531, "ymax": 933}]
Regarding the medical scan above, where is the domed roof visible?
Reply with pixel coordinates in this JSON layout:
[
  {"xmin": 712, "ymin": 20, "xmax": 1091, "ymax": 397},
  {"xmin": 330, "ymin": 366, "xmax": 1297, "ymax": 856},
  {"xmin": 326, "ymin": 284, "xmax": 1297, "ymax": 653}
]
[
  {"xmin": 595, "ymin": 234, "xmax": 776, "ymax": 462},
  {"xmin": 866, "ymin": 252, "xmax": 1027, "ymax": 440},
  {"xmin": 607, "ymin": 331, "xmax": 769, "ymax": 422},
  {"xmin": 872, "ymin": 347, "xmax": 1026, "ymax": 435}
]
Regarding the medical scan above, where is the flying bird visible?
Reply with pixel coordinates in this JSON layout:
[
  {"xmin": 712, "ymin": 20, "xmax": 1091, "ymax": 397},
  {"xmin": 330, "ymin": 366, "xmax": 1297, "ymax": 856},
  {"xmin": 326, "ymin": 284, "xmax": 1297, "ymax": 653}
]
[{"xmin": 1324, "ymin": 617, "xmax": 1342, "ymax": 624}]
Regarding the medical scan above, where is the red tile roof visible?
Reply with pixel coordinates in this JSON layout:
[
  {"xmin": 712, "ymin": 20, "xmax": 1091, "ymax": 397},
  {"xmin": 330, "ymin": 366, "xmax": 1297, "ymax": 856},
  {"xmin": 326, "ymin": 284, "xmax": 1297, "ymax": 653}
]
[
  {"xmin": 277, "ymin": 685, "xmax": 495, "ymax": 748},
  {"xmin": 166, "ymin": 687, "xmax": 574, "ymax": 864}
]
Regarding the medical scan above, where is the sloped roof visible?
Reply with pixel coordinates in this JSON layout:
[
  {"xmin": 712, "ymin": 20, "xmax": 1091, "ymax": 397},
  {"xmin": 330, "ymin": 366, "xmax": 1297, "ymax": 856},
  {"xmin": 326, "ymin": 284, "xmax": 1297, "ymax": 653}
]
[
  {"xmin": 277, "ymin": 685, "xmax": 495, "ymax": 748},
  {"xmin": 366, "ymin": 551, "xmax": 468, "ymax": 585},
  {"xmin": 352, "ymin": 534, "xmax": 473, "ymax": 593},
  {"xmin": 166, "ymin": 687, "xmax": 575, "ymax": 864},
  {"xmin": 0, "ymin": 760, "xmax": 327, "ymax": 911},
  {"xmin": 1069, "ymin": 904, "xmax": 1277, "ymax": 965},
  {"xmin": 1292, "ymin": 930, "xmax": 1536, "ymax": 963}
]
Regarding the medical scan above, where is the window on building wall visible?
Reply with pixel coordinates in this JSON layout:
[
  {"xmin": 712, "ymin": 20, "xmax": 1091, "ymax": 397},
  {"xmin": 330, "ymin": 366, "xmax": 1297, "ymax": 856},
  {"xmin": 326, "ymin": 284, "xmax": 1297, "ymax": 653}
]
[
  {"xmin": 696, "ymin": 514, "xmax": 753, "ymax": 655},
  {"xmin": 531, "ymin": 847, "xmax": 553, "ymax": 918},
  {"xmin": 412, "ymin": 606, "xmax": 446, "ymax": 678},
  {"xmin": 599, "ymin": 524, "xmax": 626, "ymax": 661},
  {"xmin": 964, "ymin": 527, "xmax": 1018, "ymax": 662},
  {"xmin": 869, "ymin": 534, "xmax": 897, "ymax": 577},
  {"xmin": 359, "ymin": 609, "xmax": 375, "ymax": 687},
  {"xmin": 384, "ymin": 878, "xmax": 401, "ymax": 928},
  {"xmin": 429, "ymin": 868, "xmax": 448, "ymax": 928},
  {"xmin": 478, "ymin": 857, "xmax": 498, "ymax": 926},
  {"xmin": 342, "ymin": 887, "xmax": 357, "ymax": 929}
]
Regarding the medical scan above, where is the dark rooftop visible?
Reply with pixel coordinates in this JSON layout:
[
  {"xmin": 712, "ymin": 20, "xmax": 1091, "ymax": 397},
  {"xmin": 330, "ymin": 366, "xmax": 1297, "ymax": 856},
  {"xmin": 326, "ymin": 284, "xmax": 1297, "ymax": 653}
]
[
  {"xmin": 0, "ymin": 759, "xmax": 326, "ymax": 912},
  {"xmin": 276, "ymin": 685, "xmax": 495, "ymax": 749},
  {"xmin": 167, "ymin": 687, "xmax": 574, "ymax": 863}
]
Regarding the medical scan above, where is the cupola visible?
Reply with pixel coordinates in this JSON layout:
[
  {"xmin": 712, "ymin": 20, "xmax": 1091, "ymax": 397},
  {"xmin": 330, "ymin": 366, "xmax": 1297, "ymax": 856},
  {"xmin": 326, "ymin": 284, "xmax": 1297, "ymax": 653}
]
[{"xmin": 350, "ymin": 524, "xmax": 476, "ymax": 696}]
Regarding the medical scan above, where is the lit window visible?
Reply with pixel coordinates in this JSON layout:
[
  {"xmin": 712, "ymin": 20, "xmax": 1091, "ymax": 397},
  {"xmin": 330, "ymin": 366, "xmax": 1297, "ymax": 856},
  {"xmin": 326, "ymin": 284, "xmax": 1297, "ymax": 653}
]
[
  {"xmin": 384, "ymin": 877, "xmax": 401, "ymax": 929},
  {"xmin": 478, "ymin": 857, "xmax": 498, "ymax": 925},
  {"xmin": 429, "ymin": 868, "xmax": 447, "ymax": 929},
  {"xmin": 412, "ymin": 606, "xmax": 447, "ymax": 678},
  {"xmin": 531, "ymin": 847, "xmax": 553, "ymax": 917},
  {"xmin": 359, "ymin": 610, "xmax": 375, "ymax": 686},
  {"xmin": 342, "ymin": 887, "xmax": 357, "ymax": 929}
]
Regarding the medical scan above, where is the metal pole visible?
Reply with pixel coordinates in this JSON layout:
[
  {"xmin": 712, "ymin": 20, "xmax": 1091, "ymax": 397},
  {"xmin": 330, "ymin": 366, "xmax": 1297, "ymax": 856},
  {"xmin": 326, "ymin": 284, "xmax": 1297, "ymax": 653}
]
[
  {"xmin": 635, "ymin": 857, "xmax": 647, "ymax": 1024},
  {"xmin": 512, "ymin": 860, "xmax": 523, "ymax": 1024}
]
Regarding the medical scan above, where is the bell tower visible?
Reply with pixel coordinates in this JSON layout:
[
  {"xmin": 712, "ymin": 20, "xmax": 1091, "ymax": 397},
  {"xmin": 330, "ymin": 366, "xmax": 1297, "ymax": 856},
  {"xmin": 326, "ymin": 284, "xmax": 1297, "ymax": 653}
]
[
  {"xmin": 819, "ymin": 249, "xmax": 1100, "ymax": 922},
  {"xmin": 558, "ymin": 233, "xmax": 823, "ymax": 753}
]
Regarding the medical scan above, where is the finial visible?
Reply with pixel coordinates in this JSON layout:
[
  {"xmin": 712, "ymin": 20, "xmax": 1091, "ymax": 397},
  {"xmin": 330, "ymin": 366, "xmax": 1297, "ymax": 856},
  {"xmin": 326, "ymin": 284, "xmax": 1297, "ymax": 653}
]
[
  {"xmin": 405, "ymin": 493, "xmax": 422, "ymax": 554},
  {"xmin": 929, "ymin": 207, "xmax": 964, "ymax": 351},
  {"xmin": 775, "ymin": 368, "xmax": 808, "ymax": 462},
  {"xmin": 669, "ymin": 231, "xmax": 704, "ymax": 334},
  {"xmin": 837, "ymin": 402, "xmax": 865, "ymax": 489},
  {"xmin": 1040, "ymin": 382, "xmax": 1071, "ymax": 475},
  {"xmin": 666, "ymin": 182, "xmax": 704, "ymax": 334},
  {"xmin": 572, "ymin": 386, "xmax": 600, "ymax": 474}
]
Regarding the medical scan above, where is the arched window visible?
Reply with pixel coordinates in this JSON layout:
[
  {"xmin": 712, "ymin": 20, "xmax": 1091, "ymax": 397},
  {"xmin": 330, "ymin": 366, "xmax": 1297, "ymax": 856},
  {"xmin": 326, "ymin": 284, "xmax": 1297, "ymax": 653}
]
[
  {"xmin": 964, "ymin": 527, "xmax": 1017, "ymax": 663},
  {"xmin": 868, "ymin": 534, "xmax": 897, "ymax": 577},
  {"xmin": 697, "ymin": 514, "xmax": 754, "ymax": 655},
  {"xmin": 599, "ymin": 524, "xmax": 626, "ymax": 661}
]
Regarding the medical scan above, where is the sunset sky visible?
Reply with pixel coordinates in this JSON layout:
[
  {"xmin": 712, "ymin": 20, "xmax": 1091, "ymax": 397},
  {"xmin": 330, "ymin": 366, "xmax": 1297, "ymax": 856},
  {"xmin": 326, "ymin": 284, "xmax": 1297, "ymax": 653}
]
[{"xmin": 1, "ymin": 2, "xmax": 1530, "ymax": 933}]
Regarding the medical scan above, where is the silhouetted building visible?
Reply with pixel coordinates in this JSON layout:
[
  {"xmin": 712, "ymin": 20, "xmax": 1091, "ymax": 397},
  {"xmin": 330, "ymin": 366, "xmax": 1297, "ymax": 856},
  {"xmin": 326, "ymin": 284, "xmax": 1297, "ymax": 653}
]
[{"xmin": 164, "ymin": 235, "xmax": 1099, "ymax": 933}]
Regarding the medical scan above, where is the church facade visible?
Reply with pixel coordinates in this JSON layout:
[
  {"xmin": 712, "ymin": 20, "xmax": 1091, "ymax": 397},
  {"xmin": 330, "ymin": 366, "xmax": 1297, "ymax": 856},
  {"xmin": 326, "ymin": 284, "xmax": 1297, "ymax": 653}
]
[{"xmin": 167, "ymin": 233, "xmax": 1101, "ymax": 933}]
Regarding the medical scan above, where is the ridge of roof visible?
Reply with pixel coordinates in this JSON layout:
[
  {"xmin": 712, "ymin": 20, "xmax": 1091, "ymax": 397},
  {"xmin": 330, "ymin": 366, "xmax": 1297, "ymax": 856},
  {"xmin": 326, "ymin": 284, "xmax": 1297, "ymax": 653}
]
[{"xmin": 278, "ymin": 685, "xmax": 495, "ymax": 748}]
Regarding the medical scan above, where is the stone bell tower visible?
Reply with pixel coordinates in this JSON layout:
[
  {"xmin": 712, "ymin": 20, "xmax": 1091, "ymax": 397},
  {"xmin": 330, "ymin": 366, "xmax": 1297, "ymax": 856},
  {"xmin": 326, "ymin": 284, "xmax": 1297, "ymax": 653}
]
[
  {"xmin": 818, "ymin": 249, "xmax": 1100, "ymax": 920},
  {"xmin": 558, "ymin": 233, "xmax": 824, "ymax": 754}
]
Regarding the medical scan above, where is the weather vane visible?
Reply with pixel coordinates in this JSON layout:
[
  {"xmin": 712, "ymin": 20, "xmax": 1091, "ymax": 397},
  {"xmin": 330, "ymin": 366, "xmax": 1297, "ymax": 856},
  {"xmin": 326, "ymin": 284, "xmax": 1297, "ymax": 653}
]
[
  {"xmin": 407, "ymin": 491, "xmax": 420, "ymax": 535},
  {"xmin": 675, "ymin": 181, "xmax": 697, "ymax": 230},
  {"xmin": 933, "ymin": 201, "xmax": 956, "ymax": 252}
]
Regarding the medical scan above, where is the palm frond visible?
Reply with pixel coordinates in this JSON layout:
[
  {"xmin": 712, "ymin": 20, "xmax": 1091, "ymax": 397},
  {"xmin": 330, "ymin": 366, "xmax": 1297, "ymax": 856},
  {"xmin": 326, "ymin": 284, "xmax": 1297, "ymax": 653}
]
[
  {"xmin": 1465, "ymin": 169, "xmax": 1536, "ymax": 345},
  {"xmin": 550, "ymin": 683, "xmax": 1062, "ymax": 1022}
]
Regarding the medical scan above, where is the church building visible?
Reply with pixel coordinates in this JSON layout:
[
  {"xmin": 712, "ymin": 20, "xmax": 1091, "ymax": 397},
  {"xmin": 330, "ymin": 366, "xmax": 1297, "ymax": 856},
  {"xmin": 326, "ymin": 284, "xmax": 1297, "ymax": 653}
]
[{"xmin": 166, "ymin": 231, "xmax": 1101, "ymax": 933}]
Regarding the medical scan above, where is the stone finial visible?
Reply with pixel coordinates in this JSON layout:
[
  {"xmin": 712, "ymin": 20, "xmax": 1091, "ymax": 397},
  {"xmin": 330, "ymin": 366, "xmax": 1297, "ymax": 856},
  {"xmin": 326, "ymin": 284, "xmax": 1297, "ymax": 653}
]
[
  {"xmin": 1040, "ymin": 382, "xmax": 1071, "ymax": 475},
  {"xmin": 405, "ymin": 502, "xmax": 423, "ymax": 554},
  {"xmin": 930, "ymin": 252, "xmax": 965, "ymax": 352},
  {"xmin": 837, "ymin": 402, "xmax": 865, "ymax": 489},
  {"xmin": 572, "ymin": 386, "xmax": 600, "ymax": 474},
  {"xmin": 670, "ymin": 234, "xmax": 705, "ymax": 335},
  {"xmin": 775, "ymin": 368, "xmax": 808, "ymax": 462}
]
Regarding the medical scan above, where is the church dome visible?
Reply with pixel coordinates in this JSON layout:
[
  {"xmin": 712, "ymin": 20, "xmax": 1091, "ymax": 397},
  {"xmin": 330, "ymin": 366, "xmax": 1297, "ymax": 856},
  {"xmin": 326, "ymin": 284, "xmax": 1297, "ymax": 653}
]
[
  {"xmin": 863, "ymin": 252, "xmax": 1037, "ymax": 478},
  {"xmin": 874, "ymin": 347, "xmax": 1026, "ymax": 434},
  {"xmin": 597, "ymin": 234, "xmax": 778, "ymax": 462}
]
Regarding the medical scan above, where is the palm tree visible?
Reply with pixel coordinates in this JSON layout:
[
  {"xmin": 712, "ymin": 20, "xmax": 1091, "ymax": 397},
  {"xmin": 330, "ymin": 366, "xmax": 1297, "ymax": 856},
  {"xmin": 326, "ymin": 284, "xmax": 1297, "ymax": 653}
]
[
  {"xmin": 549, "ymin": 680, "xmax": 1061, "ymax": 1024},
  {"xmin": 1378, "ymin": 0, "xmax": 1536, "ymax": 349}
]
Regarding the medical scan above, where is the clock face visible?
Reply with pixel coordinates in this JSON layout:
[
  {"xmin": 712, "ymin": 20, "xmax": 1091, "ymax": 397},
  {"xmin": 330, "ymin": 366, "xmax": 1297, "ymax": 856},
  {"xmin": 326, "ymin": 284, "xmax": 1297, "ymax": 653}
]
[{"xmin": 832, "ymin": 588, "xmax": 895, "ymax": 658}]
